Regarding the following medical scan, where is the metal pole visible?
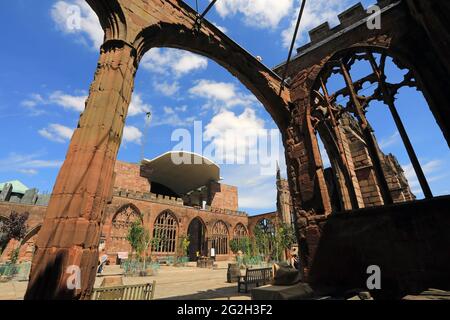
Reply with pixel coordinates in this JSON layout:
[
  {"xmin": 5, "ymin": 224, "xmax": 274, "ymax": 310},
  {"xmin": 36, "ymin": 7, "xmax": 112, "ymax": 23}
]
[
  {"xmin": 367, "ymin": 53, "xmax": 433, "ymax": 199},
  {"xmin": 279, "ymin": 0, "xmax": 307, "ymax": 95}
]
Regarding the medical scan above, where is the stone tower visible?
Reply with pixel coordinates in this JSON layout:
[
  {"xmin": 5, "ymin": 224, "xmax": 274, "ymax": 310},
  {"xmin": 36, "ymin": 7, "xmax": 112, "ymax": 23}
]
[{"xmin": 276, "ymin": 163, "xmax": 294, "ymax": 226}]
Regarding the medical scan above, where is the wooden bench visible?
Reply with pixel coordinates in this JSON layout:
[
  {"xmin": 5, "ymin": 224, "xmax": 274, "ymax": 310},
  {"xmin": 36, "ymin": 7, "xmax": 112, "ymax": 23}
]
[
  {"xmin": 91, "ymin": 281, "xmax": 156, "ymax": 300},
  {"xmin": 238, "ymin": 267, "xmax": 273, "ymax": 293}
]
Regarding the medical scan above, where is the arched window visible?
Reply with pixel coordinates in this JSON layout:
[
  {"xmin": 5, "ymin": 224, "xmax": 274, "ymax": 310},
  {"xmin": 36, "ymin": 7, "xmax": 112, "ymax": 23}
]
[
  {"xmin": 153, "ymin": 211, "xmax": 178, "ymax": 253},
  {"xmin": 256, "ymin": 218, "xmax": 275, "ymax": 236},
  {"xmin": 254, "ymin": 218, "xmax": 276, "ymax": 257},
  {"xmin": 233, "ymin": 223, "xmax": 247, "ymax": 240},
  {"xmin": 211, "ymin": 221, "xmax": 229, "ymax": 255},
  {"xmin": 309, "ymin": 48, "xmax": 443, "ymax": 211},
  {"xmin": 110, "ymin": 204, "xmax": 142, "ymax": 253}
]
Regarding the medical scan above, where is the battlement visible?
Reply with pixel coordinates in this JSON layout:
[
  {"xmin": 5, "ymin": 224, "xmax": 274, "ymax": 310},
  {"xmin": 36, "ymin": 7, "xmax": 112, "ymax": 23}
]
[
  {"xmin": 209, "ymin": 206, "xmax": 248, "ymax": 217},
  {"xmin": 296, "ymin": 0, "xmax": 400, "ymax": 56},
  {"xmin": 113, "ymin": 187, "xmax": 184, "ymax": 206},
  {"xmin": 113, "ymin": 187, "xmax": 247, "ymax": 216}
]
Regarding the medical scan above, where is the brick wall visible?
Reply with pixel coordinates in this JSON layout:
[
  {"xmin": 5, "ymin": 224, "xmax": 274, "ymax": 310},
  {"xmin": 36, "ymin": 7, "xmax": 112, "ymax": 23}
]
[
  {"xmin": 113, "ymin": 161, "xmax": 151, "ymax": 193},
  {"xmin": 208, "ymin": 182, "xmax": 239, "ymax": 212}
]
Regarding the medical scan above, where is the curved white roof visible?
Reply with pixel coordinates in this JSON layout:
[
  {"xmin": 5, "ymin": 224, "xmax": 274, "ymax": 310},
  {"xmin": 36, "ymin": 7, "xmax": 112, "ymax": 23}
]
[{"xmin": 141, "ymin": 151, "xmax": 220, "ymax": 195}]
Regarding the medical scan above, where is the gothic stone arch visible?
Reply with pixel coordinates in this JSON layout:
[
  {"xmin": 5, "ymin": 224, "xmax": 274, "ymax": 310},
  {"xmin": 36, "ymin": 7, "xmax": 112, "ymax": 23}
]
[
  {"xmin": 273, "ymin": 0, "xmax": 450, "ymax": 278},
  {"xmin": 25, "ymin": 0, "xmax": 291, "ymax": 300}
]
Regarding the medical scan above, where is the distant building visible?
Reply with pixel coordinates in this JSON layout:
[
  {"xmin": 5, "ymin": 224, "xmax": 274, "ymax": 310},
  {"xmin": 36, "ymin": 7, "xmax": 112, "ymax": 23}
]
[{"xmin": 0, "ymin": 152, "xmax": 292, "ymax": 264}]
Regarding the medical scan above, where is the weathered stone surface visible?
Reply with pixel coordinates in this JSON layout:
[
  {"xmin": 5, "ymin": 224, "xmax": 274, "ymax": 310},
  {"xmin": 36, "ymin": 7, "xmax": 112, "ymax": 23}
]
[
  {"xmin": 22, "ymin": 0, "xmax": 450, "ymax": 300},
  {"xmin": 0, "ymin": 183, "xmax": 12, "ymax": 202},
  {"xmin": 272, "ymin": 0, "xmax": 450, "ymax": 290},
  {"xmin": 20, "ymin": 188, "xmax": 38, "ymax": 205}
]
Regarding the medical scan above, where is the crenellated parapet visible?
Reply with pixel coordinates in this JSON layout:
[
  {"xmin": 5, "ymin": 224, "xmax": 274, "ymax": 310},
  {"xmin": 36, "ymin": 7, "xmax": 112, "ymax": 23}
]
[
  {"xmin": 296, "ymin": 0, "xmax": 401, "ymax": 56},
  {"xmin": 113, "ymin": 187, "xmax": 247, "ymax": 216},
  {"xmin": 113, "ymin": 187, "xmax": 184, "ymax": 206},
  {"xmin": 208, "ymin": 206, "xmax": 248, "ymax": 217}
]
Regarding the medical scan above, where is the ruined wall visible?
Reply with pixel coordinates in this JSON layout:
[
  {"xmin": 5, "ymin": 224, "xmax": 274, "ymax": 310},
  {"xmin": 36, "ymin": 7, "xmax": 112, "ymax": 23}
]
[
  {"xmin": 0, "ymin": 202, "xmax": 47, "ymax": 263},
  {"xmin": 277, "ymin": 177, "xmax": 294, "ymax": 226},
  {"xmin": 272, "ymin": 0, "xmax": 450, "ymax": 282},
  {"xmin": 309, "ymin": 196, "xmax": 450, "ymax": 298},
  {"xmin": 113, "ymin": 161, "xmax": 151, "ymax": 192},
  {"xmin": 247, "ymin": 212, "xmax": 277, "ymax": 237},
  {"xmin": 208, "ymin": 181, "xmax": 239, "ymax": 212},
  {"xmin": 340, "ymin": 114, "xmax": 415, "ymax": 207},
  {"xmin": 103, "ymin": 193, "xmax": 248, "ymax": 262}
]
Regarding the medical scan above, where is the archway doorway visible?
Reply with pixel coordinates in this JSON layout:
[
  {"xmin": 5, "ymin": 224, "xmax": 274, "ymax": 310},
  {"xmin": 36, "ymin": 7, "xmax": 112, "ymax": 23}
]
[{"xmin": 187, "ymin": 217, "xmax": 206, "ymax": 261}]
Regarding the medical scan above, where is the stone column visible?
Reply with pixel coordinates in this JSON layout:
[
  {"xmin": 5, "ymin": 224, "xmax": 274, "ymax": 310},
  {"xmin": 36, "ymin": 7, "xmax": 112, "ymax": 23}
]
[{"xmin": 24, "ymin": 40, "xmax": 138, "ymax": 300}]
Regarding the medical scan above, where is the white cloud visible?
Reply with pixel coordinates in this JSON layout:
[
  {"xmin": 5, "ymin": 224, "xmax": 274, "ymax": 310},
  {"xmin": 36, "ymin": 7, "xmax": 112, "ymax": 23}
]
[
  {"xmin": 379, "ymin": 131, "xmax": 401, "ymax": 149},
  {"xmin": 201, "ymin": 107, "xmax": 285, "ymax": 211},
  {"xmin": 51, "ymin": 0, "xmax": 103, "ymax": 49},
  {"xmin": 17, "ymin": 169, "xmax": 39, "ymax": 176},
  {"xmin": 163, "ymin": 106, "xmax": 175, "ymax": 115},
  {"xmin": 49, "ymin": 91, "xmax": 86, "ymax": 112},
  {"xmin": 128, "ymin": 93, "xmax": 152, "ymax": 117},
  {"xmin": 176, "ymin": 105, "xmax": 188, "ymax": 113},
  {"xmin": 0, "ymin": 153, "xmax": 63, "ymax": 175},
  {"xmin": 402, "ymin": 159, "xmax": 447, "ymax": 196},
  {"xmin": 189, "ymin": 79, "xmax": 256, "ymax": 109},
  {"xmin": 215, "ymin": 0, "xmax": 295, "ymax": 29},
  {"xmin": 39, "ymin": 124, "xmax": 74, "ymax": 143},
  {"xmin": 281, "ymin": 0, "xmax": 352, "ymax": 48},
  {"xmin": 22, "ymin": 91, "xmax": 150, "ymax": 117},
  {"xmin": 154, "ymin": 81, "xmax": 180, "ymax": 96},
  {"xmin": 213, "ymin": 23, "xmax": 228, "ymax": 33},
  {"xmin": 22, "ymin": 91, "xmax": 86, "ymax": 113},
  {"xmin": 204, "ymin": 108, "xmax": 271, "ymax": 164},
  {"xmin": 141, "ymin": 48, "xmax": 208, "ymax": 77},
  {"xmin": 22, "ymin": 94, "xmax": 45, "ymax": 108},
  {"xmin": 122, "ymin": 126, "xmax": 143, "ymax": 145},
  {"xmin": 153, "ymin": 113, "xmax": 197, "ymax": 127},
  {"xmin": 223, "ymin": 165, "xmax": 279, "ymax": 210}
]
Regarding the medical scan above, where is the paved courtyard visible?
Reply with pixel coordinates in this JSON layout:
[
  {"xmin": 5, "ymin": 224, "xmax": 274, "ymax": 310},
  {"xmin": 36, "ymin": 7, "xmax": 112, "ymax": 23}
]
[{"xmin": 0, "ymin": 262, "xmax": 251, "ymax": 300}]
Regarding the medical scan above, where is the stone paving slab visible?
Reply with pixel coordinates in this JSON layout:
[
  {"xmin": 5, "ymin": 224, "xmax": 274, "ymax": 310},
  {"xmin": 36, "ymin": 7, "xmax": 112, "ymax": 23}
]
[{"xmin": 0, "ymin": 264, "xmax": 250, "ymax": 300}]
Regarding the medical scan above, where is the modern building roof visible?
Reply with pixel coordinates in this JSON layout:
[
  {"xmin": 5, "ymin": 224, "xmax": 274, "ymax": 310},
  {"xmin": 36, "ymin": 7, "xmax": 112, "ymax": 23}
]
[
  {"xmin": 0, "ymin": 180, "xmax": 29, "ymax": 194},
  {"xmin": 141, "ymin": 151, "xmax": 220, "ymax": 195}
]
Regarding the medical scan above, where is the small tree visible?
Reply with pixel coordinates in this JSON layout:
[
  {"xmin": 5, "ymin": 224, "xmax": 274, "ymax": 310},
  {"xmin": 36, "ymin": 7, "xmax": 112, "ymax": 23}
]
[
  {"xmin": 1, "ymin": 211, "xmax": 29, "ymax": 241},
  {"xmin": 1, "ymin": 211, "xmax": 29, "ymax": 263},
  {"xmin": 126, "ymin": 220, "xmax": 149, "ymax": 262},
  {"xmin": 178, "ymin": 235, "xmax": 190, "ymax": 258},
  {"xmin": 229, "ymin": 239, "xmax": 240, "ymax": 254},
  {"xmin": 253, "ymin": 225, "xmax": 272, "ymax": 260},
  {"xmin": 273, "ymin": 223, "xmax": 296, "ymax": 262}
]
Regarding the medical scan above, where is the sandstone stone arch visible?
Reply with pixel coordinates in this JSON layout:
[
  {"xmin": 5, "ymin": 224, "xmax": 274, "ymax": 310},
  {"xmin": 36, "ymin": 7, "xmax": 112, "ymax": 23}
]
[
  {"xmin": 306, "ymin": 44, "xmax": 440, "ymax": 213},
  {"xmin": 108, "ymin": 203, "xmax": 143, "ymax": 254},
  {"xmin": 255, "ymin": 218, "xmax": 275, "ymax": 235},
  {"xmin": 25, "ymin": 0, "xmax": 293, "ymax": 299},
  {"xmin": 21, "ymin": 224, "xmax": 42, "ymax": 246},
  {"xmin": 187, "ymin": 216, "xmax": 207, "ymax": 261},
  {"xmin": 233, "ymin": 223, "xmax": 247, "ymax": 240},
  {"xmin": 85, "ymin": 0, "xmax": 126, "ymax": 41},
  {"xmin": 132, "ymin": 23, "xmax": 290, "ymax": 127},
  {"xmin": 210, "ymin": 220, "xmax": 229, "ymax": 256},
  {"xmin": 282, "ymin": 27, "xmax": 450, "ymax": 222},
  {"xmin": 152, "ymin": 210, "xmax": 179, "ymax": 254}
]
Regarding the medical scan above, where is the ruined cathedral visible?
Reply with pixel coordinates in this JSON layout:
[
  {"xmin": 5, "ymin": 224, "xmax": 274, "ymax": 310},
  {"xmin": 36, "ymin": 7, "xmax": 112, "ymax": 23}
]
[
  {"xmin": 1, "ymin": 152, "xmax": 297, "ymax": 264},
  {"xmin": 0, "ymin": 0, "xmax": 448, "ymax": 300}
]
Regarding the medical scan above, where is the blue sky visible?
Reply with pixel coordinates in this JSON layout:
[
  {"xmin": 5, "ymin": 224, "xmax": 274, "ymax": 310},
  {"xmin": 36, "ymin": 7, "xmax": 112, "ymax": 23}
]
[{"xmin": 0, "ymin": 0, "xmax": 448, "ymax": 215}]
